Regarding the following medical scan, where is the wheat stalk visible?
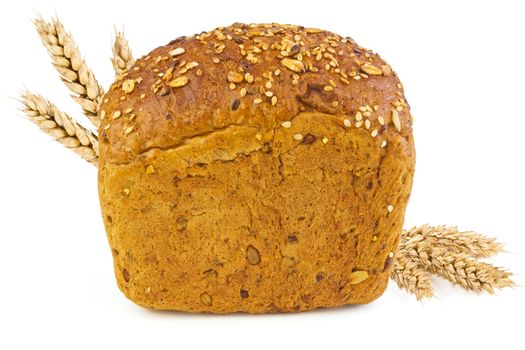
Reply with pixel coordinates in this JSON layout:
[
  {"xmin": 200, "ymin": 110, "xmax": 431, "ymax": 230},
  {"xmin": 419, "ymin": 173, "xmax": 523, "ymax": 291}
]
[
  {"xmin": 400, "ymin": 236, "xmax": 514, "ymax": 294},
  {"xmin": 391, "ymin": 249, "xmax": 434, "ymax": 300},
  {"xmin": 34, "ymin": 16, "xmax": 104, "ymax": 128},
  {"xmin": 19, "ymin": 91, "xmax": 98, "ymax": 165},
  {"xmin": 112, "ymin": 30, "xmax": 135, "ymax": 79},
  {"xmin": 403, "ymin": 225, "xmax": 502, "ymax": 258}
]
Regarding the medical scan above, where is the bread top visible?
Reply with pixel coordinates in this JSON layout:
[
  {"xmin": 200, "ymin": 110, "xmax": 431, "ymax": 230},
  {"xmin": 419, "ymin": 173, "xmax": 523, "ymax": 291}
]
[{"xmin": 99, "ymin": 23, "xmax": 413, "ymax": 164}]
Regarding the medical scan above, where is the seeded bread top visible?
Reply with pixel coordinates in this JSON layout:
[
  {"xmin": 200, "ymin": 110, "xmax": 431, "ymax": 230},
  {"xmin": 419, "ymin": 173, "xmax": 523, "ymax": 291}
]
[{"xmin": 99, "ymin": 22, "xmax": 412, "ymax": 164}]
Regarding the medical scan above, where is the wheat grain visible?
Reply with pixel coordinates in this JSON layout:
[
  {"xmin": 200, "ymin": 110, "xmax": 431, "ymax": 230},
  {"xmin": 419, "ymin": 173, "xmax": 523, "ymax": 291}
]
[
  {"xmin": 403, "ymin": 225, "xmax": 502, "ymax": 258},
  {"xmin": 401, "ymin": 237, "xmax": 514, "ymax": 294},
  {"xmin": 391, "ymin": 249, "xmax": 433, "ymax": 300},
  {"xmin": 112, "ymin": 30, "xmax": 135, "ymax": 80},
  {"xmin": 34, "ymin": 16, "xmax": 104, "ymax": 128},
  {"xmin": 19, "ymin": 91, "xmax": 98, "ymax": 165}
]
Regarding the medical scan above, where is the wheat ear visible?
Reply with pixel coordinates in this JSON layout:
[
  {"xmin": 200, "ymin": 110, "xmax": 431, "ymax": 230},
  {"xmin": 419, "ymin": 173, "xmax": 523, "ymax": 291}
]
[
  {"xmin": 403, "ymin": 225, "xmax": 502, "ymax": 258},
  {"xmin": 112, "ymin": 30, "xmax": 135, "ymax": 79},
  {"xmin": 34, "ymin": 16, "xmax": 104, "ymax": 128},
  {"xmin": 19, "ymin": 91, "xmax": 98, "ymax": 165},
  {"xmin": 391, "ymin": 249, "xmax": 434, "ymax": 300},
  {"xmin": 401, "ymin": 237, "xmax": 514, "ymax": 294}
]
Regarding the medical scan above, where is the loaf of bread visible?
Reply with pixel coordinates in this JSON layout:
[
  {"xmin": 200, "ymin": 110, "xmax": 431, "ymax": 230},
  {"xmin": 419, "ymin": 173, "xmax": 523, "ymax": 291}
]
[{"xmin": 98, "ymin": 23, "xmax": 415, "ymax": 313}]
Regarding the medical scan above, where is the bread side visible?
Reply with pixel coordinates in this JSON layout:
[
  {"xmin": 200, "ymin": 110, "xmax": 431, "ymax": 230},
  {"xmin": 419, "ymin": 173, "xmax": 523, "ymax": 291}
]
[{"xmin": 98, "ymin": 111, "xmax": 414, "ymax": 313}]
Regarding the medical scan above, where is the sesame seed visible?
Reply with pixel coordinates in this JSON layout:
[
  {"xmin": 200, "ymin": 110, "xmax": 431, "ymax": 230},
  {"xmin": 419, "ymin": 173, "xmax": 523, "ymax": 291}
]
[
  {"xmin": 323, "ymin": 85, "xmax": 333, "ymax": 92},
  {"xmin": 140, "ymin": 93, "xmax": 146, "ymax": 99},
  {"xmin": 343, "ymin": 119, "xmax": 351, "ymax": 127},
  {"xmin": 282, "ymin": 121, "xmax": 292, "ymax": 128},
  {"xmin": 245, "ymin": 73, "xmax": 254, "ymax": 83},
  {"xmin": 124, "ymin": 108, "xmax": 133, "ymax": 114},
  {"xmin": 355, "ymin": 121, "xmax": 363, "ymax": 128},
  {"xmin": 253, "ymin": 98, "xmax": 263, "ymax": 104},
  {"xmin": 392, "ymin": 110, "xmax": 401, "ymax": 131},
  {"xmin": 112, "ymin": 111, "xmax": 121, "ymax": 120},
  {"xmin": 365, "ymin": 120, "xmax": 371, "ymax": 129},
  {"xmin": 146, "ymin": 165, "xmax": 155, "ymax": 174},
  {"xmin": 169, "ymin": 47, "xmax": 185, "ymax": 56},
  {"xmin": 100, "ymin": 110, "xmax": 106, "ymax": 119},
  {"xmin": 122, "ymin": 79, "xmax": 135, "ymax": 94},
  {"xmin": 389, "ymin": 251, "xmax": 394, "ymax": 258},
  {"xmin": 293, "ymin": 133, "xmax": 303, "ymax": 141},
  {"xmin": 122, "ymin": 188, "xmax": 130, "ymax": 195},
  {"xmin": 265, "ymin": 91, "xmax": 273, "ymax": 97},
  {"xmin": 371, "ymin": 129, "xmax": 378, "ymax": 137},
  {"xmin": 212, "ymin": 57, "xmax": 220, "ymax": 63},
  {"xmin": 227, "ymin": 71, "xmax": 244, "ymax": 83},
  {"xmin": 274, "ymin": 69, "xmax": 281, "ymax": 76},
  {"xmin": 359, "ymin": 106, "xmax": 367, "ymax": 112},
  {"xmin": 378, "ymin": 116, "xmax": 385, "ymax": 125},
  {"xmin": 265, "ymin": 81, "xmax": 272, "ymax": 89},
  {"xmin": 355, "ymin": 111, "xmax": 363, "ymax": 121},
  {"xmin": 162, "ymin": 67, "xmax": 173, "ymax": 81},
  {"xmin": 281, "ymin": 58, "xmax": 305, "ymax": 72},
  {"xmin": 381, "ymin": 140, "xmax": 387, "ymax": 148},
  {"xmin": 215, "ymin": 44, "xmax": 225, "ymax": 54},
  {"xmin": 196, "ymin": 69, "xmax": 203, "ymax": 76},
  {"xmin": 322, "ymin": 137, "xmax": 329, "ymax": 144},
  {"xmin": 361, "ymin": 63, "xmax": 383, "ymax": 75},
  {"xmin": 371, "ymin": 235, "xmax": 378, "ymax": 242},
  {"xmin": 240, "ymin": 88, "xmax": 247, "ymax": 97},
  {"xmin": 229, "ymin": 83, "xmax": 236, "ymax": 90},
  {"xmin": 387, "ymin": 205, "xmax": 394, "ymax": 213},
  {"xmin": 124, "ymin": 126, "xmax": 134, "ymax": 134},
  {"xmin": 169, "ymin": 76, "xmax": 189, "ymax": 88},
  {"xmin": 255, "ymin": 133, "xmax": 262, "ymax": 141},
  {"xmin": 271, "ymin": 95, "xmax": 278, "ymax": 106},
  {"xmin": 185, "ymin": 61, "xmax": 199, "ymax": 70}
]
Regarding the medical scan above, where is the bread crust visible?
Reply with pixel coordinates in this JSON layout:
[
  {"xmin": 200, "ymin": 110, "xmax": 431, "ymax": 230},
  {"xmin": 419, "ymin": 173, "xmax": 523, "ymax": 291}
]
[{"xmin": 98, "ymin": 23, "xmax": 415, "ymax": 313}]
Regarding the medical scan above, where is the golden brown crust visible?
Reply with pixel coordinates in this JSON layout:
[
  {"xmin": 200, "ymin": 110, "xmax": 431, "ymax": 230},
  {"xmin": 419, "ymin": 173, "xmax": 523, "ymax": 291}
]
[
  {"xmin": 98, "ymin": 23, "xmax": 412, "ymax": 165},
  {"xmin": 97, "ymin": 23, "xmax": 415, "ymax": 313}
]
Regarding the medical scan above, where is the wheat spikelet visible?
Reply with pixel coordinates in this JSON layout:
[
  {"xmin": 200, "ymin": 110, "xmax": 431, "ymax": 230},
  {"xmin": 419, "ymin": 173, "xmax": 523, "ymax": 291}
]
[
  {"xmin": 19, "ymin": 91, "xmax": 98, "ymax": 165},
  {"xmin": 403, "ymin": 225, "xmax": 502, "ymax": 258},
  {"xmin": 401, "ymin": 237, "xmax": 514, "ymax": 294},
  {"xmin": 112, "ymin": 30, "xmax": 135, "ymax": 79},
  {"xmin": 34, "ymin": 16, "xmax": 104, "ymax": 128},
  {"xmin": 391, "ymin": 249, "xmax": 433, "ymax": 300}
]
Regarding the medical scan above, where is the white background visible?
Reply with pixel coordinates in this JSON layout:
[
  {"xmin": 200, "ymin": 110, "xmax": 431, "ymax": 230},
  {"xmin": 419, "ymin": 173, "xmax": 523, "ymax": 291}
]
[{"xmin": 0, "ymin": 0, "xmax": 524, "ymax": 349}]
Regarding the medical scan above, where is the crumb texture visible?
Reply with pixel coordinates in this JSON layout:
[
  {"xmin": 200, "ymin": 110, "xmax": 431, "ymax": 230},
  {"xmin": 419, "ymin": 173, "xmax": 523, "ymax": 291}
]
[{"xmin": 97, "ymin": 23, "xmax": 415, "ymax": 313}]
